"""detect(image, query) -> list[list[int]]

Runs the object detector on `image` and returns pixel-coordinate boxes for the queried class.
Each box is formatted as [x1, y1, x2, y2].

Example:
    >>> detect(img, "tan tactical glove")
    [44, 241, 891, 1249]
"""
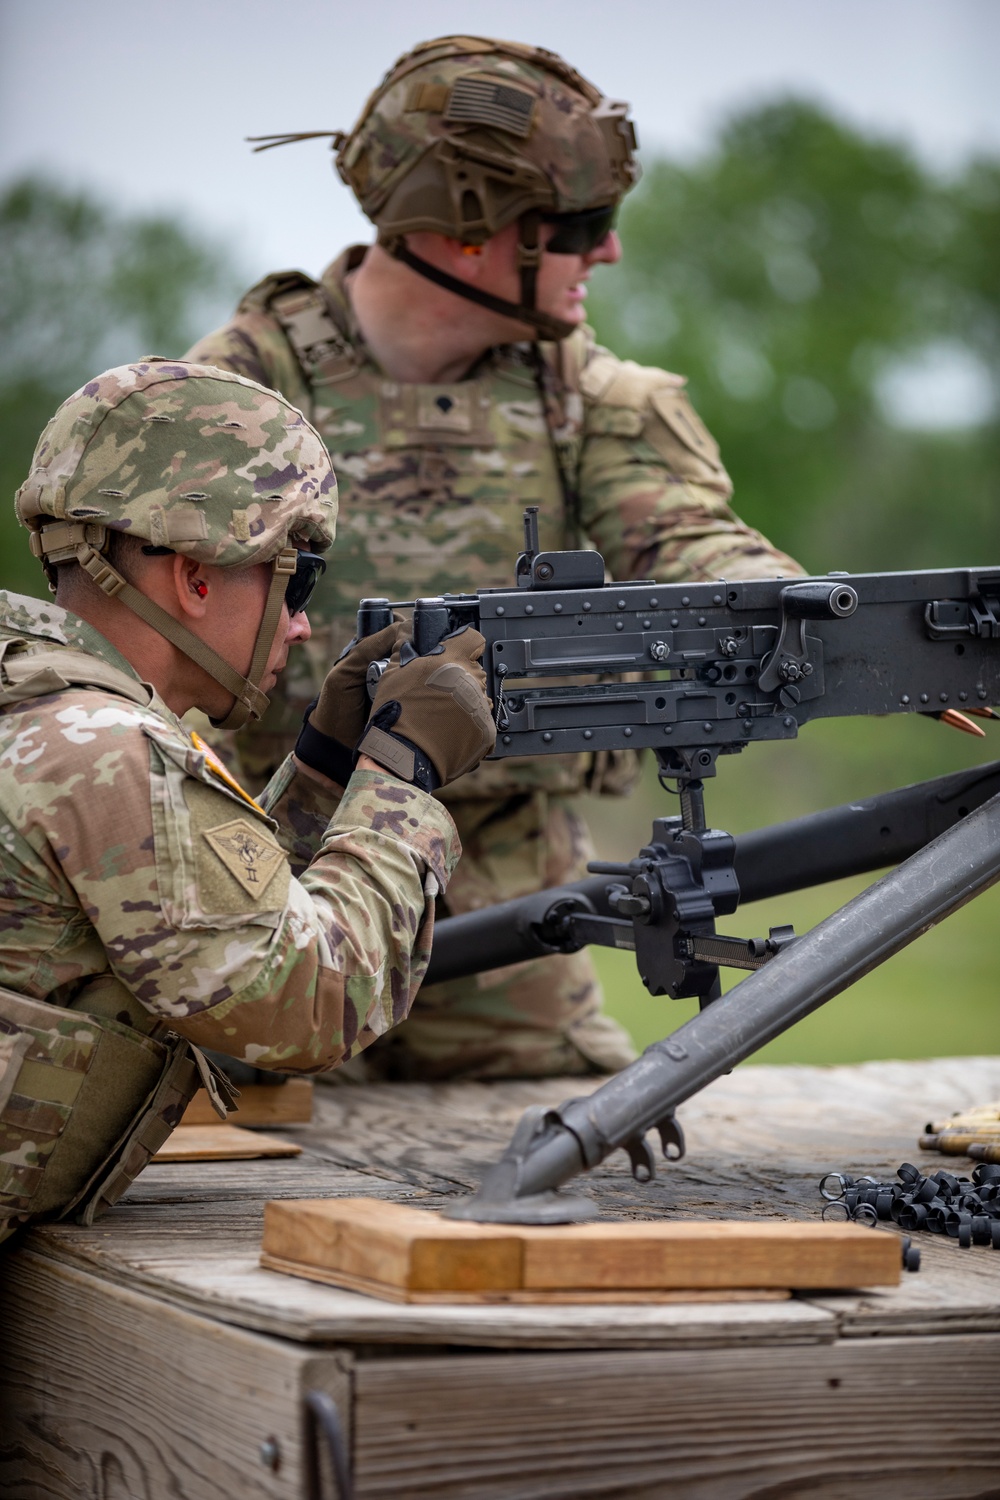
[295, 620, 408, 785]
[356, 627, 497, 790]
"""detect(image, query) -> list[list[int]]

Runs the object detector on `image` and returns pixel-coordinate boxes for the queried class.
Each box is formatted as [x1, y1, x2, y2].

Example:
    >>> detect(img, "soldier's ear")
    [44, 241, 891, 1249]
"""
[173, 555, 210, 618]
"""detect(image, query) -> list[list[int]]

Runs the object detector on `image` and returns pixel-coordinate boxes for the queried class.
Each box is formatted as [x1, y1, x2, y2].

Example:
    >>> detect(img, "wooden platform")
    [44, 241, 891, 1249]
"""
[3, 1056, 1000, 1498]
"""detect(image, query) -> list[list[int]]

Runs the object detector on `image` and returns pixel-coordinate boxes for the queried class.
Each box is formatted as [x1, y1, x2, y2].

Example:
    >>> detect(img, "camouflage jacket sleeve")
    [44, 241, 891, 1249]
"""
[258, 753, 349, 877]
[572, 335, 804, 583]
[1, 692, 459, 1073]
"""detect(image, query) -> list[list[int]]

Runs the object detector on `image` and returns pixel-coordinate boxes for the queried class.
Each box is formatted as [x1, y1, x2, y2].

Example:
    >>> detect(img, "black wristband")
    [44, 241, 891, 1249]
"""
[294, 714, 356, 787]
[356, 721, 441, 792]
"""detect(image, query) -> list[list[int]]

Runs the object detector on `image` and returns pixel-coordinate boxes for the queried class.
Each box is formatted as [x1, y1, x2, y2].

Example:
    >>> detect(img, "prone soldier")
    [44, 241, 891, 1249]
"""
[0, 358, 495, 1242]
[187, 35, 802, 1082]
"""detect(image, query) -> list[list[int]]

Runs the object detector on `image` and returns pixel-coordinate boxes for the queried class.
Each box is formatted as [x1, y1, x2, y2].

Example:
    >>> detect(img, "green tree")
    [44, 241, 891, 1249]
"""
[0, 178, 242, 596]
[588, 99, 999, 573]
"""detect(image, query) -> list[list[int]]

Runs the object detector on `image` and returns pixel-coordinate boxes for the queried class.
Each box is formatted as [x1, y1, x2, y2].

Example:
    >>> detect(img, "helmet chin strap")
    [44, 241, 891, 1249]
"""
[33, 522, 297, 731]
[383, 212, 576, 343]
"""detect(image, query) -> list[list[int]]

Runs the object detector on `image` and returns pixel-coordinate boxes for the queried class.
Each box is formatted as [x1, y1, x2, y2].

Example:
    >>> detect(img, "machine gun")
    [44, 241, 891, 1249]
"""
[358, 509, 1000, 1223]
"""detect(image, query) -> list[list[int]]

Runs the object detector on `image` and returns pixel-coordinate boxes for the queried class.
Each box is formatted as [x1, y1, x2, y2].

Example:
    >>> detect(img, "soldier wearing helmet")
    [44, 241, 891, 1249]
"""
[0, 358, 495, 1242]
[187, 36, 802, 1084]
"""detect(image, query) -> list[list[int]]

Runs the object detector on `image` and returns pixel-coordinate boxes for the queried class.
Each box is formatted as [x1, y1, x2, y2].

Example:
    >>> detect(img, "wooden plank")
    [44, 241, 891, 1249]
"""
[0, 1250, 349, 1500]
[517, 1219, 898, 1291]
[260, 1197, 899, 1301]
[350, 1336, 1000, 1498]
[22, 1230, 833, 1349]
[152, 1123, 302, 1161]
[259, 1253, 790, 1304]
[182, 1078, 313, 1127]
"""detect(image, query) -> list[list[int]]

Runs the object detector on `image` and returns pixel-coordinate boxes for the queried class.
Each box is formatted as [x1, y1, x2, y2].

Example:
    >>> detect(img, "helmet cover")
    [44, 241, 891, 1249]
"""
[336, 35, 640, 243]
[16, 358, 337, 565]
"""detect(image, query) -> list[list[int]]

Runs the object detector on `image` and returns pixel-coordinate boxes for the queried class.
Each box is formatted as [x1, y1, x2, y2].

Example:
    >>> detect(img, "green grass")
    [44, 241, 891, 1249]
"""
[587, 716, 1000, 1065]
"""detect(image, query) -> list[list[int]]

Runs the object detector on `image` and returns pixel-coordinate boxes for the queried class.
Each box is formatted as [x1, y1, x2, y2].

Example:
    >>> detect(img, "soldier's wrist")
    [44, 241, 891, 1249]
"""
[355, 722, 441, 792]
[294, 708, 356, 788]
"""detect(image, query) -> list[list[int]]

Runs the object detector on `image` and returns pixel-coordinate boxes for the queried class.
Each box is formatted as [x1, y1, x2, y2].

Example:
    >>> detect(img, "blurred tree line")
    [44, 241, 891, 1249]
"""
[0, 177, 241, 594]
[588, 98, 999, 573]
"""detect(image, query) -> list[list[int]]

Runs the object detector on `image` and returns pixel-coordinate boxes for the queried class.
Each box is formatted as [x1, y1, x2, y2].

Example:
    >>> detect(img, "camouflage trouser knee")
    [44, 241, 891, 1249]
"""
[341, 792, 638, 1082]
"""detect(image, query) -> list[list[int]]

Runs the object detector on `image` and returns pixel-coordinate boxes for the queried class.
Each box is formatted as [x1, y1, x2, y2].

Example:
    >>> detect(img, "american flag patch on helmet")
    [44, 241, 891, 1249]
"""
[445, 76, 536, 136]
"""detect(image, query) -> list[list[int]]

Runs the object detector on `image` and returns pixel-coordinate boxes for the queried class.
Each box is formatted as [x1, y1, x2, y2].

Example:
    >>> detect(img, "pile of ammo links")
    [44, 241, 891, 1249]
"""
[820, 1161, 1000, 1253]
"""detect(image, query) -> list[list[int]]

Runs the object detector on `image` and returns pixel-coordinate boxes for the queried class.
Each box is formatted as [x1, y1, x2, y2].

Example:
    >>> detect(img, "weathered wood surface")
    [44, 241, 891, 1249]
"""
[0, 1251, 349, 1500]
[4, 1058, 1000, 1499]
[349, 1337, 1000, 1499]
[5, 1252, 999, 1499]
[15, 1055, 1000, 1348]
[182, 1077, 314, 1127]
[154, 1122, 302, 1160]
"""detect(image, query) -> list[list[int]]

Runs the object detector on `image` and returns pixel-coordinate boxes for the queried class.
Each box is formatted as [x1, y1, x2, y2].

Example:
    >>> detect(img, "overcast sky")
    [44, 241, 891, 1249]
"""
[2, 0, 999, 286]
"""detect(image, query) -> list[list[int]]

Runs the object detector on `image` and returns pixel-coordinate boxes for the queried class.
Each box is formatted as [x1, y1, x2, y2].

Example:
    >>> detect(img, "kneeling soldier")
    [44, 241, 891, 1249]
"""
[0, 358, 495, 1243]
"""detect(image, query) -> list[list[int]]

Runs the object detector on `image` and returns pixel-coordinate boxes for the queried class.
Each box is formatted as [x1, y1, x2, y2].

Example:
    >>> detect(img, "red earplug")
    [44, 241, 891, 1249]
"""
[193, 582, 208, 598]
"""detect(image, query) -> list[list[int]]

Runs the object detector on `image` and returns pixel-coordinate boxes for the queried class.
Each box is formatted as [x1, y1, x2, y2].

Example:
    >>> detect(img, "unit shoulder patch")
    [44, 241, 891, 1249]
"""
[203, 818, 285, 899]
[648, 388, 723, 468]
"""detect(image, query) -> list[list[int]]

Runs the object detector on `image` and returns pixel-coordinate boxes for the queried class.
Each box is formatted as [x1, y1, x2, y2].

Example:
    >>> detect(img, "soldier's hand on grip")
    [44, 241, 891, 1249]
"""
[356, 627, 496, 790]
[295, 620, 408, 785]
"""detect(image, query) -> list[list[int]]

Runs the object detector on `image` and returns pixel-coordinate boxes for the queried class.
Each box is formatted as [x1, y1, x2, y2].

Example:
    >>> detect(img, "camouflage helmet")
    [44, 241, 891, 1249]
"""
[16, 358, 336, 565]
[251, 36, 639, 340]
[16, 360, 338, 730]
[333, 36, 639, 242]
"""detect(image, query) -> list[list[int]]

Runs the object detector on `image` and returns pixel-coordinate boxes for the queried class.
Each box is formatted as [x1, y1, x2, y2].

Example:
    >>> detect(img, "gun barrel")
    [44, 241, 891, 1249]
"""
[424, 760, 1000, 986]
[454, 787, 1000, 1220]
[734, 758, 1000, 900]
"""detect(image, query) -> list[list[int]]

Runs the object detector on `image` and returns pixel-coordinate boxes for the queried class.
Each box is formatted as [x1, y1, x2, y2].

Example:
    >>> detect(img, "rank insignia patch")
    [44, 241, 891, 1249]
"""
[203, 819, 285, 898]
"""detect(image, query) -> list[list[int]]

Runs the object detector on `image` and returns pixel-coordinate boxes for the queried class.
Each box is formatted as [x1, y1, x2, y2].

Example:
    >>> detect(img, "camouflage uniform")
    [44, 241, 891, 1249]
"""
[186, 38, 802, 1082]
[0, 362, 461, 1241]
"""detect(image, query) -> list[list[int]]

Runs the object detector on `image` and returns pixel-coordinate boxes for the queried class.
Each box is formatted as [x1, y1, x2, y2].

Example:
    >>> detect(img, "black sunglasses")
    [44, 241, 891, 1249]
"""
[285, 550, 327, 615]
[541, 205, 617, 256]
